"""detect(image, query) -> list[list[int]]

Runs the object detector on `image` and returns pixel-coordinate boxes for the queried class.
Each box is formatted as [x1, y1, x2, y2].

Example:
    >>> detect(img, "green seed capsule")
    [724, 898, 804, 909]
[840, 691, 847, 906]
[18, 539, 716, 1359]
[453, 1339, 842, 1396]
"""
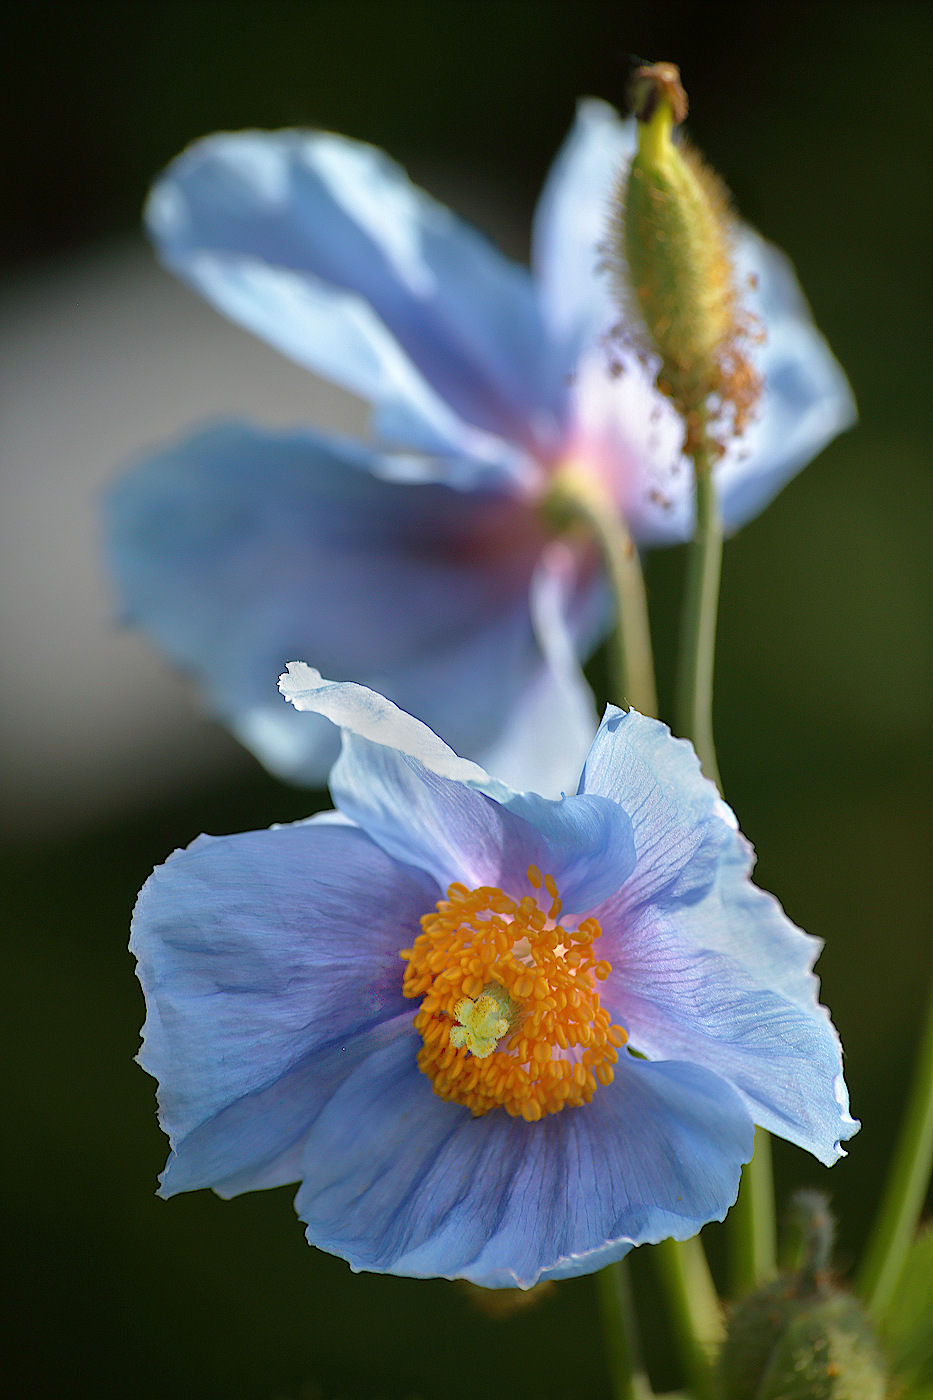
[613, 63, 760, 450]
[756, 1292, 887, 1400]
[720, 1274, 810, 1400]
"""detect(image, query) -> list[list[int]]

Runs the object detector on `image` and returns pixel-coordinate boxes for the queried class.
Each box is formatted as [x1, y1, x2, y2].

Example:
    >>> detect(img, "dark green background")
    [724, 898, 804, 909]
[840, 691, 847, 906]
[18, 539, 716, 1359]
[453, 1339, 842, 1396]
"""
[2, 3, 930, 1397]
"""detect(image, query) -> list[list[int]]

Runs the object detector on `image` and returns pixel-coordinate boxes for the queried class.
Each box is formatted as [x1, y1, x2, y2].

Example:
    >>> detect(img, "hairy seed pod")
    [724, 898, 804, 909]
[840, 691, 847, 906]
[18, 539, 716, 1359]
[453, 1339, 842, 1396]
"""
[614, 63, 761, 450]
[756, 1292, 887, 1400]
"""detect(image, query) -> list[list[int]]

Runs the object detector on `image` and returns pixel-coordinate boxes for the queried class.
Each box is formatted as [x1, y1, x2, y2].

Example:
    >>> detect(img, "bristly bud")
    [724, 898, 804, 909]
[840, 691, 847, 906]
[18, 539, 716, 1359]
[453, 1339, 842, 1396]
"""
[611, 61, 761, 457]
[782, 1189, 837, 1286]
[720, 1193, 888, 1400]
[756, 1293, 887, 1400]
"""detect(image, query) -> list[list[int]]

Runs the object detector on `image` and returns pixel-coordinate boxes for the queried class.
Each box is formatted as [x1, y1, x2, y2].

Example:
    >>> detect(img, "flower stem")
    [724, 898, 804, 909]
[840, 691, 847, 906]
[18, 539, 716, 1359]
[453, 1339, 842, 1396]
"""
[857, 971, 933, 1319]
[595, 1260, 655, 1400]
[675, 431, 777, 1301]
[674, 440, 722, 789]
[652, 1236, 725, 1400]
[549, 468, 725, 1391]
[545, 468, 658, 717]
[728, 1127, 777, 1297]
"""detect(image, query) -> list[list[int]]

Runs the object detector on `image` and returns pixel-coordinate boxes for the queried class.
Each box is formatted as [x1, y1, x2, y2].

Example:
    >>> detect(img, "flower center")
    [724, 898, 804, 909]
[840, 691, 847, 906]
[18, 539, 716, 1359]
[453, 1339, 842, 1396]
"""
[400, 865, 627, 1121]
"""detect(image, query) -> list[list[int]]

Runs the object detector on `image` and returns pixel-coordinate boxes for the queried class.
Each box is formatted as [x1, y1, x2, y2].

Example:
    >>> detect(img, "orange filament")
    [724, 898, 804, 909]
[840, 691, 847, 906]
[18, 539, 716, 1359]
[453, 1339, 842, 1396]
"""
[400, 865, 628, 1120]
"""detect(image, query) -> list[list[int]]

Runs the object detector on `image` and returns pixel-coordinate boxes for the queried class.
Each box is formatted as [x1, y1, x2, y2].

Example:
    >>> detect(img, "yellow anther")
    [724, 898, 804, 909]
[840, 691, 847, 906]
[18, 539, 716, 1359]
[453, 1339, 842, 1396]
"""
[402, 868, 626, 1120]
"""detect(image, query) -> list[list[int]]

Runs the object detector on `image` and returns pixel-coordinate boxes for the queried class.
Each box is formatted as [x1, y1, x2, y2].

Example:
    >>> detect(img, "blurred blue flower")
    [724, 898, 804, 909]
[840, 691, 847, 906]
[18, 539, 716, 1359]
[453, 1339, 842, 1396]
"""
[106, 102, 855, 794]
[131, 667, 858, 1288]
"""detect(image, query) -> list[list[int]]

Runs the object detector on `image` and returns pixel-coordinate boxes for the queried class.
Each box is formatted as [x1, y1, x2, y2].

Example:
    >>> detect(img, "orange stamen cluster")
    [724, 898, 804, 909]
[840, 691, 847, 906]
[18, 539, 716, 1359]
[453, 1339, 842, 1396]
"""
[400, 865, 628, 1121]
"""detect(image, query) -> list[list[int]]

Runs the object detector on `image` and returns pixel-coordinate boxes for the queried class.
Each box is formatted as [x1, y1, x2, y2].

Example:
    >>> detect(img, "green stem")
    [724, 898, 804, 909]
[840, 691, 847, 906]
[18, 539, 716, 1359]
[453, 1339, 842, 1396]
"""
[728, 1128, 777, 1298]
[674, 445, 722, 789]
[595, 1260, 655, 1400]
[545, 469, 658, 717]
[548, 466, 726, 1392]
[652, 1236, 725, 1400]
[676, 437, 777, 1299]
[857, 972, 933, 1318]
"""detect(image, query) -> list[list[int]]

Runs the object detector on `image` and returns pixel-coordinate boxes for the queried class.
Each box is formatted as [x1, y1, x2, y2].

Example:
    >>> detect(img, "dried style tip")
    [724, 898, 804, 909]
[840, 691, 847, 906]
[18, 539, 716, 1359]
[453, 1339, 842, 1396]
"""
[611, 62, 761, 456]
[629, 61, 689, 126]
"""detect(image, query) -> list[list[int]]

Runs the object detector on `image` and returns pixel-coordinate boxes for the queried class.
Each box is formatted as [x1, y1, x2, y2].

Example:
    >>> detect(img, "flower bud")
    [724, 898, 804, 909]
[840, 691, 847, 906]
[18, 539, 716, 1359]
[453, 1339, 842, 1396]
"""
[720, 1274, 813, 1400]
[720, 1194, 887, 1400]
[613, 62, 760, 451]
[756, 1292, 887, 1400]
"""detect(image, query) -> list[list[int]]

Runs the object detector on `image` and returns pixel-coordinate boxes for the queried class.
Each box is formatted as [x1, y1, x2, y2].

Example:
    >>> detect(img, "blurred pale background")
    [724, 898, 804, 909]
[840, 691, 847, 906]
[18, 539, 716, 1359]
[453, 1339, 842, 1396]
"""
[1, 4, 929, 1398]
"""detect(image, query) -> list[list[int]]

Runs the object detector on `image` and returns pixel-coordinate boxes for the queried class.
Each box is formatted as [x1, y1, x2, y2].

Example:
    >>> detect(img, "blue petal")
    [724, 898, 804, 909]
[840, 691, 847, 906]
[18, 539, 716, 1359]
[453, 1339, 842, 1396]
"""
[599, 903, 858, 1165]
[580, 709, 858, 1163]
[130, 818, 439, 1195]
[147, 130, 561, 480]
[579, 707, 728, 908]
[104, 422, 584, 788]
[715, 230, 857, 534]
[281, 669, 634, 912]
[532, 99, 635, 356]
[294, 1033, 753, 1287]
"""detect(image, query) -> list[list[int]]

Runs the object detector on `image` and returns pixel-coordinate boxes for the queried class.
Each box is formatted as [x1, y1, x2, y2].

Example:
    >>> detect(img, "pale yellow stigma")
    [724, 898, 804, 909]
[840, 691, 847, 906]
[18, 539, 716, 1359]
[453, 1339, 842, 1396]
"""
[449, 986, 516, 1058]
[400, 865, 628, 1121]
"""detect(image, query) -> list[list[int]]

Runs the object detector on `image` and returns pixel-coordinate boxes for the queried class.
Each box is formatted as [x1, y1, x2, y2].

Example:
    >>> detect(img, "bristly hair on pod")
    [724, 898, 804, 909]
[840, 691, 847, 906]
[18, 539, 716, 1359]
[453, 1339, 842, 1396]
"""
[606, 62, 763, 458]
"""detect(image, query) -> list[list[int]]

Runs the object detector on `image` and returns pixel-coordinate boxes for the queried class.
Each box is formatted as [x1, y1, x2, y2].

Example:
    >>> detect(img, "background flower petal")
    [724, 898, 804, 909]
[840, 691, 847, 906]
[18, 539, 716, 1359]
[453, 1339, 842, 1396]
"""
[147, 129, 561, 478]
[131, 819, 439, 1194]
[714, 229, 858, 534]
[105, 422, 568, 786]
[476, 539, 603, 795]
[532, 98, 635, 354]
[294, 1034, 753, 1288]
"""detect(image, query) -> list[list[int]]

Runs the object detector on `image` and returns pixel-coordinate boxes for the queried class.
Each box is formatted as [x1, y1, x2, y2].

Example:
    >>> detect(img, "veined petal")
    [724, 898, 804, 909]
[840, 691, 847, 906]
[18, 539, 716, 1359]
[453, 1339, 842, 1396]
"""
[105, 423, 559, 786]
[279, 663, 489, 788]
[294, 1033, 753, 1288]
[131, 819, 439, 1194]
[581, 708, 858, 1163]
[281, 669, 634, 912]
[581, 707, 833, 1001]
[147, 129, 561, 475]
[579, 707, 729, 909]
[600, 908, 858, 1165]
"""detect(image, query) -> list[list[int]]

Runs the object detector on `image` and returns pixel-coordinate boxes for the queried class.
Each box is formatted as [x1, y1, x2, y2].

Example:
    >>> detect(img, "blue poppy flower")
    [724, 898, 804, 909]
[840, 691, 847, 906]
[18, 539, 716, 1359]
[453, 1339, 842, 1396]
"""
[131, 666, 858, 1288]
[105, 101, 855, 794]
